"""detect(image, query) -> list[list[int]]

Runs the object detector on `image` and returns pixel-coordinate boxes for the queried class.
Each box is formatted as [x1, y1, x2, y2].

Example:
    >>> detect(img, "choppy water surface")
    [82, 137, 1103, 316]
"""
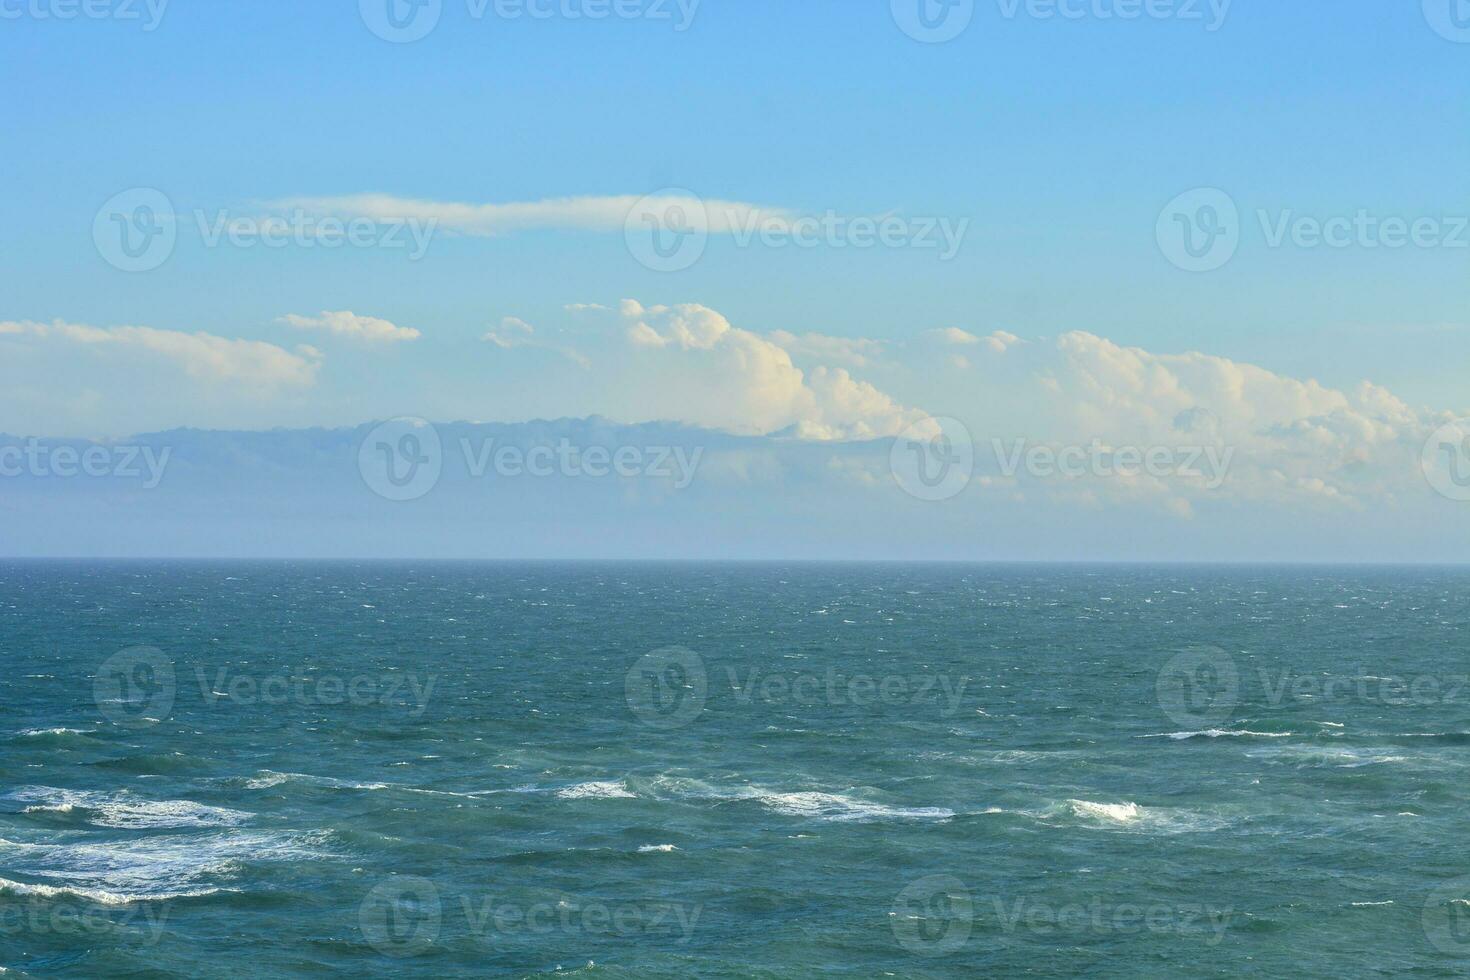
[2, 561, 1469, 977]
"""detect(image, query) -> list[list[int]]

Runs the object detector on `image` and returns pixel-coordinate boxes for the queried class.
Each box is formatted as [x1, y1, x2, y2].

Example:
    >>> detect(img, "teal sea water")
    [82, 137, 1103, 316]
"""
[3, 561, 1469, 977]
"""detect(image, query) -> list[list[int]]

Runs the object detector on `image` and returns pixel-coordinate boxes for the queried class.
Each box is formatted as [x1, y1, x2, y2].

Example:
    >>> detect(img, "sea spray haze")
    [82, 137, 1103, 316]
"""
[3, 560, 1470, 976]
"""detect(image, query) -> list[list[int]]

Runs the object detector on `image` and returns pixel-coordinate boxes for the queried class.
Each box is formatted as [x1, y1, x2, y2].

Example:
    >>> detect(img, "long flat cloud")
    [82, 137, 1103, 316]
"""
[267, 193, 799, 236]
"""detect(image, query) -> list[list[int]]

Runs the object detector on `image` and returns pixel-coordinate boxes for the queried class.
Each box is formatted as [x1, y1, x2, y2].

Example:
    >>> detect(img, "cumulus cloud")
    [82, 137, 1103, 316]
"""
[926, 327, 1022, 353]
[2, 319, 321, 388]
[613, 301, 927, 440]
[278, 310, 420, 343]
[484, 316, 589, 368]
[1030, 331, 1440, 510]
[769, 330, 884, 368]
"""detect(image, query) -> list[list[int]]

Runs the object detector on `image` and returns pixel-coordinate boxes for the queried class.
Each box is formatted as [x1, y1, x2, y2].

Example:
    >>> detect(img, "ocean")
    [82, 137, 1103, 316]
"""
[2, 560, 1468, 977]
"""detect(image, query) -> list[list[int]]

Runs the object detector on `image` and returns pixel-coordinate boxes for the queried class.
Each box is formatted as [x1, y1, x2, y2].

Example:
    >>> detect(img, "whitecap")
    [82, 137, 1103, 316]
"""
[1137, 730, 1293, 740]
[755, 791, 953, 823]
[0, 829, 332, 904]
[242, 771, 390, 791]
[556, 781, 636, 800]
[8, 787, 251, 830]
[637, 844, 678, 853]
[1066, 799, 1141, 823]
[0, 876, 227, 906]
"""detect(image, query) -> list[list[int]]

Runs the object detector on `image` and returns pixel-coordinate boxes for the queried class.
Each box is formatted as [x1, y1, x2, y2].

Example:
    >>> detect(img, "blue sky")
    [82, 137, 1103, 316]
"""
[1, 1, 1468, 558]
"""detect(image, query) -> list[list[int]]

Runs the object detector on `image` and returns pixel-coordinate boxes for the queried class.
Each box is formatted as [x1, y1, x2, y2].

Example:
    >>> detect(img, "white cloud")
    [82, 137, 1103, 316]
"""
[278, 310, 420, 343]
[484, 316, 589, 368]
[272, 193, 798, 238]
[769, 330, 884, 368]
[926, 327, 1021, 353]
[3, 319, 321, 388]
[484, 316, 536, 349]
[613, 301, 927, 441]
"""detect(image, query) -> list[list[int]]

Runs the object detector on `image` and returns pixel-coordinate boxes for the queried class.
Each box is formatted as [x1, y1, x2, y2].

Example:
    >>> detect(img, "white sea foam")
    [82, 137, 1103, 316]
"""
[637, 844, 678, 853]
[639, 776, 952, 822]
[243, 771, 390, 791]
[0, 876, 227, 906]
[1350, 900, 1394, 907]
[755, 791, 954, 823]
[0, 829, 332, 904]
[556, 781, 636, 800]
[1137, 730, 1294, 740]
[1049, 799, 1228, 834]
[1066, 799, 1142, 823]
[8, 787, 251, 830]
[12, 728, 92, 738]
